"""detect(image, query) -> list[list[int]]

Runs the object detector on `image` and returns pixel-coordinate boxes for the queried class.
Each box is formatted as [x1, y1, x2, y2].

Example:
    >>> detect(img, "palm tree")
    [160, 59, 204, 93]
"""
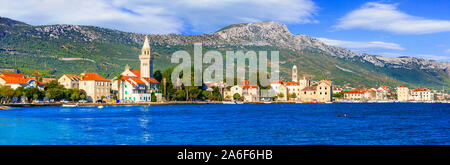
[113, 74, 124, 101]
[32, 71, 41, 88]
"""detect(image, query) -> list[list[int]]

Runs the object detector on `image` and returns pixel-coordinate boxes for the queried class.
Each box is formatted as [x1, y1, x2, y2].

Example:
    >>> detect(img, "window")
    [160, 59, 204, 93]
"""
[125, 91, 127, 94]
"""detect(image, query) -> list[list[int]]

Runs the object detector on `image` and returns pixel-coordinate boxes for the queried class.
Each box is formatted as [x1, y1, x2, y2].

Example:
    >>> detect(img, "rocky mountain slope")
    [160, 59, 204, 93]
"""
[0, 17, 449, 89]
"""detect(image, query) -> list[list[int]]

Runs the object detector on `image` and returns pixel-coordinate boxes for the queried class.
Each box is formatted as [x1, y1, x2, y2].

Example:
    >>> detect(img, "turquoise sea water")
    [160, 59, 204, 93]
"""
[0, 103, 448, 145]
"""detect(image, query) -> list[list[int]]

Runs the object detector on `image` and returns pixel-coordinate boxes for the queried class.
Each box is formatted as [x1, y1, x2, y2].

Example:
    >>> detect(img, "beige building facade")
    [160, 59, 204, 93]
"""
[58, 74, 81, 89]
[78, 73, 111, 102]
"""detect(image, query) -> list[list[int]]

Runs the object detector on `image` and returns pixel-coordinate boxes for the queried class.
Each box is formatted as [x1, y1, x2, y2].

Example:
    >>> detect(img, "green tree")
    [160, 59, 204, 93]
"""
[151, 92, 157, 102]
[24, 87, 44, 103]
[212, 87, 223, 101]
[202, 90, 212, 100]
[332, 92, 344, 98]
[80, 93, 86, 100]
[44, 80, 64, 91]
[289, 93, 297, 99]
[46, 88, 65, 101]
[0, 86, 15, 103]
[233, 93, 241, 101]
[153, 70, 163, 82]
[175, 89, 186, 101]
[277, 92, 285, 101]
[113, 74, 123, 101]
[14, 86, 25, 102]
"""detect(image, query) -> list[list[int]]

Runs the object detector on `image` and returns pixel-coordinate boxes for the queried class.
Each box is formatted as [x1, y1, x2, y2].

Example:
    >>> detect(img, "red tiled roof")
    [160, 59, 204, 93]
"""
[0, 76, 28, 84]
[131, 77, 145, 84]
[81, 73, 109, 81]
[301, 86, 317, 91]
[270, 80, 283, 84]
[412, 88, 428, 92]
[283, 81, 300, 86]
[1, 73, 25, 78]
[143, 77, 159, 84]
[399, 84, 407, 87]
[130, 70, 141, 77]
[342, 88, 367, 94]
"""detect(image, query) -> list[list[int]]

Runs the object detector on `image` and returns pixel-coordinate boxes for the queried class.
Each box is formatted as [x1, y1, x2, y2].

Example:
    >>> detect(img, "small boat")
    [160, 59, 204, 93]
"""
[325, 102, 332, 104]
[235, 101, 244, 104]
[97, 105, 104, 109]
[295, 102, 303, 104]
[62, 104, 78, 107]
[264, 101, 272, 104]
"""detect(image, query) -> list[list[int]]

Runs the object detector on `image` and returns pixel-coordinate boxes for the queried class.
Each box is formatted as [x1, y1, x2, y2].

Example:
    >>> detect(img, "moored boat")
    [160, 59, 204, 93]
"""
[62, 104, 78, 107]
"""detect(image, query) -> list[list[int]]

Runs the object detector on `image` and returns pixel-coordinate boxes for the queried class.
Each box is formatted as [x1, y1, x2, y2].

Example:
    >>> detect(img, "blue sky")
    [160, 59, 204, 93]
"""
[0, 0, 449, 61]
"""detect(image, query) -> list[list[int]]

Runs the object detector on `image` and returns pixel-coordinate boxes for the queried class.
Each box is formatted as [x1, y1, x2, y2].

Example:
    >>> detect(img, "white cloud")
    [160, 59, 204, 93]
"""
[445, 49, 450, 54]
[0, 0, 318, 34]
[335, 2, 450, 34]
[317, 38, 404, 50]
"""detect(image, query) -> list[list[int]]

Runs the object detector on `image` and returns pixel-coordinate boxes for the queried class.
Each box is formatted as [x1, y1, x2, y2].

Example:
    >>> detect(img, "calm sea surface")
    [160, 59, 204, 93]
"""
[0, 103, 448, 145]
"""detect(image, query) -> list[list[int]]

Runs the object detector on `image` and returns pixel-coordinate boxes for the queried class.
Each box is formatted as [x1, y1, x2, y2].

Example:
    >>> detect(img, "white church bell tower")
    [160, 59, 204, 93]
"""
[139, 35, 151, 78]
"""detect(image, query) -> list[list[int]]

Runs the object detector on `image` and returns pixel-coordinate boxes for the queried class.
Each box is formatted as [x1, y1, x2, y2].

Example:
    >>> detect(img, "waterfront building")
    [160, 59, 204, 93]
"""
[78, 73, 111, 102]
[332, 86, 342, 94]
[298, 79, 332, 102]
[58, 74, 81, 89]
[396, 85, 410, 101]
[376, 85, 389, 100]
[111, 35, 161, 102]
[0, 73, 44, 90]
[229, 80, 259, 102]
[270, 81, 288, 101]
[342, 88, 367, 100]
[41, 78, 56, 84]
[284, 81, 301, 101]
[411, 88, 433, 101]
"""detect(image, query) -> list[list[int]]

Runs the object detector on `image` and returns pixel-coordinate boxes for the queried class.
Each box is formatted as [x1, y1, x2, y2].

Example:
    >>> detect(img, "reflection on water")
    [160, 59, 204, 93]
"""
[0, 103, 448, 145]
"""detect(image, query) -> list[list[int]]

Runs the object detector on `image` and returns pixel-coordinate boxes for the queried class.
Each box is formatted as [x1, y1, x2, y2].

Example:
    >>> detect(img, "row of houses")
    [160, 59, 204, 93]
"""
[0, 72, 45, 90]
[218, 65, 333, 103]
[58, 36, 161, 102]
[341, 86, 391, 101]
[397, 85, 434, 102]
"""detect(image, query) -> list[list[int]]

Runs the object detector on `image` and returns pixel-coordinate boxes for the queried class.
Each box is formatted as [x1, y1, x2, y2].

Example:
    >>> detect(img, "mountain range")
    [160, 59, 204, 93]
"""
[0, 16, 449, 90]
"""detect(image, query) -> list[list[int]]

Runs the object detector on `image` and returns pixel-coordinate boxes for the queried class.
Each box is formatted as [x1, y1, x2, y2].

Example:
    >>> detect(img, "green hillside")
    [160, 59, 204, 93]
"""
[0, 17, 448, 90]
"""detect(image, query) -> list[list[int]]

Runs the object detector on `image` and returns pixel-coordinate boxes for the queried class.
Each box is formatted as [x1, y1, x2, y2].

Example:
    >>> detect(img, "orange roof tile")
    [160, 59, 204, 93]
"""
[142, 77, 159, 84]
[130, 70, 141, 77]
[131, 77, 145, 84]
[283, 81, 300, 86]
[0, 73, 25, 78]
[412, 88, 428, 92]
[80, 73, 109, 81]
[0, 76, 28, 84]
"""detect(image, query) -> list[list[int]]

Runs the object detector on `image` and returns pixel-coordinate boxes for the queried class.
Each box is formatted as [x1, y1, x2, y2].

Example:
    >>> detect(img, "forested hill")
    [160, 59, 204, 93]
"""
[0, 17, 449, 90]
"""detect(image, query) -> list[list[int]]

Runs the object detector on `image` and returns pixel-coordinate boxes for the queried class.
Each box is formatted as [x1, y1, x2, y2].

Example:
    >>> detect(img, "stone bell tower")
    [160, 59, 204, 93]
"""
[292, 65, 298, 82]
[139, 35, 151, 78]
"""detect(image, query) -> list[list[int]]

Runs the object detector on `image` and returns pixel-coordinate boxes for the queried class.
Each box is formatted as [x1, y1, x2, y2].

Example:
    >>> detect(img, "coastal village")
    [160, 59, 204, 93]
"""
[0, 36, 449, 106]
